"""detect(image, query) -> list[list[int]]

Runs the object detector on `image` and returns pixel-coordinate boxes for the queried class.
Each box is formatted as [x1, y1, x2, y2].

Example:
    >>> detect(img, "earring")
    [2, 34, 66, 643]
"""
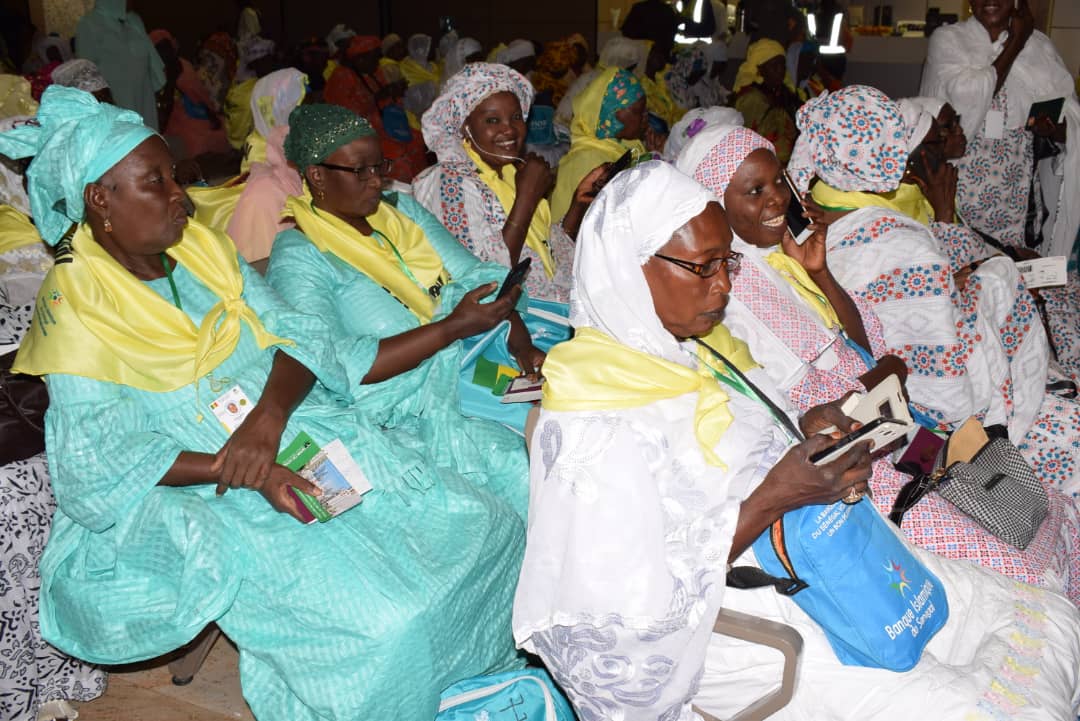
[103, 218, 113, 232]
[316, 188, 325, 200]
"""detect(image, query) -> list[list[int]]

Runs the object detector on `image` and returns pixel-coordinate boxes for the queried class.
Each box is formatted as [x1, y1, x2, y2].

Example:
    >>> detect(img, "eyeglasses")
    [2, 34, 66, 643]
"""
[653, 251, 742, 278]
[319, 159, 393, 178]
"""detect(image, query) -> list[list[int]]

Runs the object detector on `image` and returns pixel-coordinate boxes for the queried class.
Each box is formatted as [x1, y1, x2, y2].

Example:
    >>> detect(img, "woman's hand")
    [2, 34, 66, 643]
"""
[910, 150, 957, 222]
[763, 434, 873, 510]
[1029, 115, 1067, 144]
[259, 464, 322, 523]
[644, 127, 666, 154]
[781, 194, 829, 275]
[507, 312, 546, 378]
[1009, 0, 1035, 48]
[443, 282, 520, 340]
[798, 393, 859, 437]
[514, 154, 553, 207]
[574, 164, 611, 205]
[212, 403, 289, 494]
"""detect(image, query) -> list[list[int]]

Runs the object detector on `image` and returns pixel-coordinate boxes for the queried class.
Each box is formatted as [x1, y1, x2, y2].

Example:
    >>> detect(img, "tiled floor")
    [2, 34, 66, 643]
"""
[75, 635, 255, 721]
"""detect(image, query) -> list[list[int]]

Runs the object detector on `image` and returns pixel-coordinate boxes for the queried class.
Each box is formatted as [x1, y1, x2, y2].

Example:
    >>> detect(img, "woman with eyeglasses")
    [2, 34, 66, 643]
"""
[1, 88, 526, 721]
[676, 121, 1080, 604]
[268, 103, 545, 517]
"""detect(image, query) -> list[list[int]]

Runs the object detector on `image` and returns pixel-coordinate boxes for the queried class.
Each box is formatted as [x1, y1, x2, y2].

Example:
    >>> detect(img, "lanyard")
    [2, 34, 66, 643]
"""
[161, 253, 183, 311]
[694, 338, 804, 442]
[370, 227, 424, 290]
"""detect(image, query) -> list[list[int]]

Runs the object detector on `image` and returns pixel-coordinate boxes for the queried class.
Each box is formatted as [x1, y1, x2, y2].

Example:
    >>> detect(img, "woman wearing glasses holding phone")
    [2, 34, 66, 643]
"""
[267, 103, 544, 517]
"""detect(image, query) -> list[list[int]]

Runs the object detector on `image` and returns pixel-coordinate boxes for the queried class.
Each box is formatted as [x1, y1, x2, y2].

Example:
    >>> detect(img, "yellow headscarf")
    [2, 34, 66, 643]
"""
[14, 220, 289, 391]
[0, 206, 42, 255]
[639, 68, 685, 129]
[464, 143, 556, 278]
[543, 326, 758, 468]
[551, 67, 647, 221]
[733, 39, 795, 93]
[0, 75, 38, 118]
[284, 193, 448, 323]
[810, 179, 933, 227]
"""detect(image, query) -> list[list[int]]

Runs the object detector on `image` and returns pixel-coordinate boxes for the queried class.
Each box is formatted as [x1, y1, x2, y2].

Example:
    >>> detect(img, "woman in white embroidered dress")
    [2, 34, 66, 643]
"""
[512, 160, 1080, 721]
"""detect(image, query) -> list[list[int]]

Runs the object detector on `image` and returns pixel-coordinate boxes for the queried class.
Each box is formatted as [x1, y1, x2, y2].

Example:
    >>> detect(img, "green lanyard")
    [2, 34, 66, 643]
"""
[161, 253, 183, 311]
[370, 227, 424, 290]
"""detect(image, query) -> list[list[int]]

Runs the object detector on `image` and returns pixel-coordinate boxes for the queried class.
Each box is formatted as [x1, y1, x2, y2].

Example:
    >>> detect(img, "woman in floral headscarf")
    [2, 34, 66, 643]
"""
[676, 121, 1080, 603]
[550, 67, 660, 222]
[734, 39, 801, 163]
[789, 85, 1080, 497]
[415, 63, 607, 303]
[531, 40, 575, 106]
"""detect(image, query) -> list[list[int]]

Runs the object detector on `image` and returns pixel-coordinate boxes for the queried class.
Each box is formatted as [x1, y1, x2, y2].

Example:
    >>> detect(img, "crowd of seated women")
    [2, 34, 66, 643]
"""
[3, 1, 1080, 719]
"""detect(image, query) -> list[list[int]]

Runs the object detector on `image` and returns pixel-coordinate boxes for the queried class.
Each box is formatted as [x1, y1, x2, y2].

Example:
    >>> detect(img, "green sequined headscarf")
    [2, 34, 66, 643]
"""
[283, 104, 377, 170]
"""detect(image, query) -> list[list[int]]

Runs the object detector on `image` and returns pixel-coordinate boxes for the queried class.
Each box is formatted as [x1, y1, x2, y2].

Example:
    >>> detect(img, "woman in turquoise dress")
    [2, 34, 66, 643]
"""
[0, 86, 525, 721]
[267, 105, 542, 516]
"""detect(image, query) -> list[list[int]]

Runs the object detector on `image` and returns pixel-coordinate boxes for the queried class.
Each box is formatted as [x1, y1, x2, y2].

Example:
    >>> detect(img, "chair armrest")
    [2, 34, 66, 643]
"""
[693, 608, 803, 721]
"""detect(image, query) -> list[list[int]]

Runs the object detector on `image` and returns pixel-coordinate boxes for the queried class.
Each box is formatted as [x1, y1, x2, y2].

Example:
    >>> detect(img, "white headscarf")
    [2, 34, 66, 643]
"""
[908, 96, 946, 119]
[250, 68, 307, 139]
[0, 116, 32, 214]
[326, 24, 356, 52]
[407, 33, 432, 66]
[571, 159, 714, 367]
[497, 39, 535, 65]
[598, 35, 650, 72]
[442, 37, 482, 83]
[663, 106, 744, 161]
[897, 98, 934, 153]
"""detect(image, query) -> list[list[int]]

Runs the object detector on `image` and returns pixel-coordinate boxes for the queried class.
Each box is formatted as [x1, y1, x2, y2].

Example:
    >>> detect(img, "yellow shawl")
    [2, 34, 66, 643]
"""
[187, 182, 247, 233]
[811, 180, 933, 227]
[464, 144, 556, 279]
[284, 193, 448, 323]
[639, 69, 685, 129]
[13, 220, 288, 391]
[0, 206, 42, 255]
[543, 325, 757, 467]
[551, 66, 647, 222]
[400, 57, 439, 86]
[764, 250, 842, 329]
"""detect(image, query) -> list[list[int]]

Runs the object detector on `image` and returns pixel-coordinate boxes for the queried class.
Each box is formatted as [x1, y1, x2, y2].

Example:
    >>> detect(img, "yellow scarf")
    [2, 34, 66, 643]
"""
[543, 325, 758, 467]
[187, 182, 247, 233]
[763, 250, 842, 329]
[284, 193, 448, 323]
[464, 144, 556, 279]
[639, 69, 685, 129]
[400, 57, 439, 86]
[811, 180, 933, 227]
[13, 220, 288, 391]
[0, 206, 41, 255]
[240, 129, 268, 174]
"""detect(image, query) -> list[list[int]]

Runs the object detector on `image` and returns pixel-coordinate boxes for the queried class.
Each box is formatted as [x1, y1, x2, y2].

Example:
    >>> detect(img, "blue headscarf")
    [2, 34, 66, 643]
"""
[0, 85, 156, 244]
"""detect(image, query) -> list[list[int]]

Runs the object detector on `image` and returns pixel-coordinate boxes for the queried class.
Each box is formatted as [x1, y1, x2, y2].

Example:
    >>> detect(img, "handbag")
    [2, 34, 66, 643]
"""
[891, 419, 1049, 550]
[436, 668, 575, 721]
[695, 340, 949, 672]
[0, 349, 48, 464]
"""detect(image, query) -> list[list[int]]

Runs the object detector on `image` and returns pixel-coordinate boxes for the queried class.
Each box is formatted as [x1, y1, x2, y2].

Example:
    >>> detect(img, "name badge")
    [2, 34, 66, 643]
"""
[983, 110, 1005, 140]
[209, 384, 254, 433]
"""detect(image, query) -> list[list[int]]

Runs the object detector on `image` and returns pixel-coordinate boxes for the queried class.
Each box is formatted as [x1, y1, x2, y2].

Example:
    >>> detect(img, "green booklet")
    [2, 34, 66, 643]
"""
[277, 432, 372, 523]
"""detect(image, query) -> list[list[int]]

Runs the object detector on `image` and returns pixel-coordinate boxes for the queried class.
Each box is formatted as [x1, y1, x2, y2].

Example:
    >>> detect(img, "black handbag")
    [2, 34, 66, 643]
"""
[0, 349, 48, 464]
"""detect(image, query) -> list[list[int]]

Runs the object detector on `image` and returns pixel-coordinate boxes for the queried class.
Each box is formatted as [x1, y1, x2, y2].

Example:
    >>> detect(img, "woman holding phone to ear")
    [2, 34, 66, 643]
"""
[414, 63, 607, 303]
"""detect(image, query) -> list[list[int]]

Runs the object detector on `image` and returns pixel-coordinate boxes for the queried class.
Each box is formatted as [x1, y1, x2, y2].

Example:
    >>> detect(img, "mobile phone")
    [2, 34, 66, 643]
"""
[809, 417, 908, 466]
[595, 149, 634, 191]
[782, 170, 810, 238]
[496, 257, 532, 300]
[906, 144, 941, 185]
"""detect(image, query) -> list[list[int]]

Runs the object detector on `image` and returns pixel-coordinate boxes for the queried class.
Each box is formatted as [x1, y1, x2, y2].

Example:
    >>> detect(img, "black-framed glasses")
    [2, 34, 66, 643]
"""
[653, 251, 742, 278]
[319, 159, 393, 178]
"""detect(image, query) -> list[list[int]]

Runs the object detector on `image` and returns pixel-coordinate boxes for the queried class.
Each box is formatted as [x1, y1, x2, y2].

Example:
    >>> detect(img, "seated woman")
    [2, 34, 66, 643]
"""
[550, 67, 660, 222]
[0, 206, 107, 721]
[239, 67, 307, 173]
[0, 86, 525, 721]
[150, 30, 232, 161]
[733, 39, 801, 164]
[414, 63, 605, 303]
[267, 103, 538, 514]
[513, 160, 1080, 720]
[788, 85, 1080, 496]
[676, 123, 1080, 602]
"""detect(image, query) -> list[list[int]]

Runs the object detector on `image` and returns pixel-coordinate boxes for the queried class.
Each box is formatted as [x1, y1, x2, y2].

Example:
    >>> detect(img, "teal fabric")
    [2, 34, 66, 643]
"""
[38, 256, 525, 720]
[267, 191, 531, 518]
[75, 0, 165, 130]
[0, 86, 155, 245]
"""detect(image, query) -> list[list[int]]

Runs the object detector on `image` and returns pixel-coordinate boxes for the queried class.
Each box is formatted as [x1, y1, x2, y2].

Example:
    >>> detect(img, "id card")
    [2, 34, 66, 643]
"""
[208, 384, 254, 433]
[983, 110, 1005, 140]
[1015, 256, 1067, 289]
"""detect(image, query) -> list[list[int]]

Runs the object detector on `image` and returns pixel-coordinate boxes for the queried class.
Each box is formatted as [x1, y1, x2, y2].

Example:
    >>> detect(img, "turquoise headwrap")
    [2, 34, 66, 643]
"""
[596, 69, 644, 140]
[0, 85, 156, 245]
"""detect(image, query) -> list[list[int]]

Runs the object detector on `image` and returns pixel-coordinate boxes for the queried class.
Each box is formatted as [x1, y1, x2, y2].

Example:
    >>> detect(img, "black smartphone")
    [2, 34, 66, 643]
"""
[596, 149, 634, 190]
[496, 257, 532, 300]
[782, 170, 810, 237]
[809, 417, 907, 465]
[907, 144, 941, 185]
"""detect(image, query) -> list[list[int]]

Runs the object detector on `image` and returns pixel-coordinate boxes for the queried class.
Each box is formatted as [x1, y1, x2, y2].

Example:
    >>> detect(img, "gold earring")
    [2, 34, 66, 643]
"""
[317, 188, 325, 200]
[103, 218, 113, 232]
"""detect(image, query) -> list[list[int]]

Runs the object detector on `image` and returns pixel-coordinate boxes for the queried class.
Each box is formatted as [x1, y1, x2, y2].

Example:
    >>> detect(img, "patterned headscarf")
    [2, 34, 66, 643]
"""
[733, 39, 786, 93]
[346, 35, 381, 59]
[0, 86, 155, 245]
[663, 107, 745, 162]
[284, 103, 377, 171]
[787, 85, 909, 194]
[536, 40, 574, 75]
[422, 62, 533, 163]
[51, 59, 109, 93]
[596, 69, 644, 139]
[674, 124, 775, 197]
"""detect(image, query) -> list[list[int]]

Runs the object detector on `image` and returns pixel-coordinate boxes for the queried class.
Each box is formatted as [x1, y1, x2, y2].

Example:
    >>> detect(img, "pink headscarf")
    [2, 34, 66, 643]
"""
[673, 124, 775, 197]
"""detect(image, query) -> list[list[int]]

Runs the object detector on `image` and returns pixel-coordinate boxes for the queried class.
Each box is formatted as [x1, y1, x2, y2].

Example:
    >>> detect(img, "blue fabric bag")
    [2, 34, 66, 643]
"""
[734, 499, 950, 671]
[526, 105, 557, 146]
[436, 669, 575, 721]
[458, 299, 571, 434]
[380, 103, 414, 143]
